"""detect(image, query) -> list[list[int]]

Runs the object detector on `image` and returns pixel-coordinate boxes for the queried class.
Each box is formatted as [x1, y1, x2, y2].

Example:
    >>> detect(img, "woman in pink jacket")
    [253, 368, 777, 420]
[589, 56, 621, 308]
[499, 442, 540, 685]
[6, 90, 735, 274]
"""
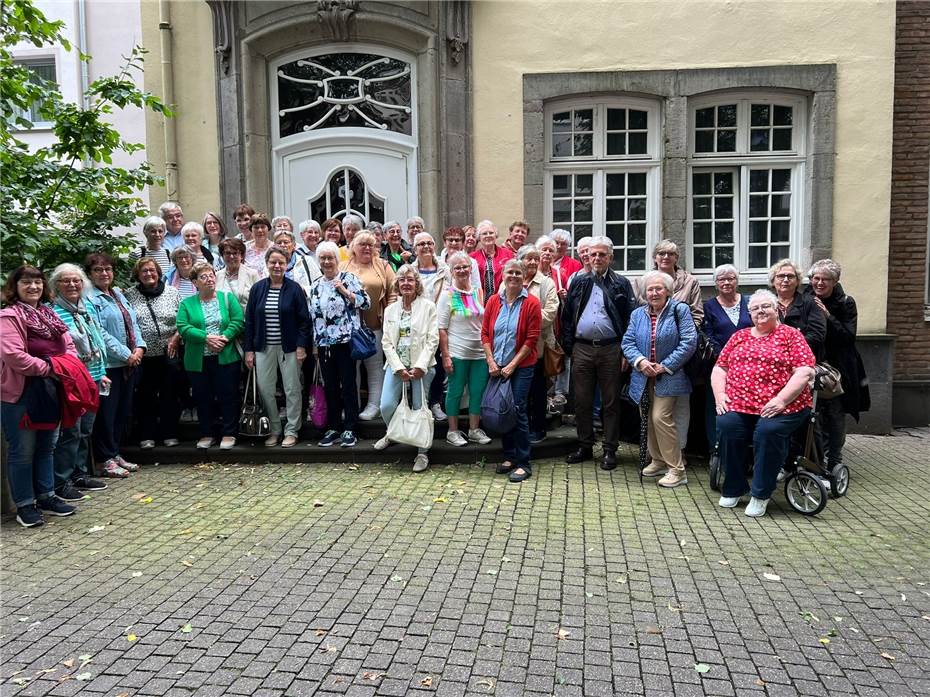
[0, 266, 79, 527]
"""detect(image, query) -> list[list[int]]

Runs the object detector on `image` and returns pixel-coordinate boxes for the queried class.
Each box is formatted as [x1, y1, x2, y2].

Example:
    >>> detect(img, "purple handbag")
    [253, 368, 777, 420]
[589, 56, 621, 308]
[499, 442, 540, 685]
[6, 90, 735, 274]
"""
[308, 362, 328, 429]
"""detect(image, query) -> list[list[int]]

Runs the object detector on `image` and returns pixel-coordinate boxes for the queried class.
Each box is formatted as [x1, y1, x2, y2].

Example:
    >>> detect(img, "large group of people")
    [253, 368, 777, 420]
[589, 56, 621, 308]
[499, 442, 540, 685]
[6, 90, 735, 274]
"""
[1, 200, 869, 528]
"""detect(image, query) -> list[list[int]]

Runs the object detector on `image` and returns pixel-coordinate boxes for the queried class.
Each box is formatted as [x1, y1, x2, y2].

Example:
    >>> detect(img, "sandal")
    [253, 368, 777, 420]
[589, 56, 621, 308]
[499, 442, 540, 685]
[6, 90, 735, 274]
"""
[496, 461, 516, 474]
[116, 456, 139, 472]
[102, 459, 129, 479]
[509, 467, 532, 483]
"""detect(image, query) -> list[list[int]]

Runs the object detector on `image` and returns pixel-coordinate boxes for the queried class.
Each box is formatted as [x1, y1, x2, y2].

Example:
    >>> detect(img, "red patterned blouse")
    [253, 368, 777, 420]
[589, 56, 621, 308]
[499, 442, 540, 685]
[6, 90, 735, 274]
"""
[716, 323, 815, 415]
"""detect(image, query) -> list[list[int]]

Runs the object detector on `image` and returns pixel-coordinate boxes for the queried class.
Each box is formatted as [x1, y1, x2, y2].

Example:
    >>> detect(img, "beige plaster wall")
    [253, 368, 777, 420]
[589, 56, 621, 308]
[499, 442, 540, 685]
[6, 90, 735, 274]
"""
[471, 0, 896, 332]
[140, 0, 220, 219]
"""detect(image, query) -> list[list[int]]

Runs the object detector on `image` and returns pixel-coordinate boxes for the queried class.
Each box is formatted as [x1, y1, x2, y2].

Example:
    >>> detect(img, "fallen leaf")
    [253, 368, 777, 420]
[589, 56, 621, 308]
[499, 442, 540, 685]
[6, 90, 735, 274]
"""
[313, 500, 324, 507]
[880, 652, 896, 662]
[476, 677, 495, 690]
[420, 676, 433, 687]
[62, 659, 74, 668]
[645, 625, 663, 634]
[17, 617, 29, 622]
[827, 628, 837, 637]
[180, 623, 193, 634]
[801, 611, 820, 624]
[320, 644, 338, 653]
[694, 663, 711, 674]
[176, 528, 194, 536]
[88, 525, 105, 533]
[921, 615, 930, 622]
[667, 603, 682, 612]
[390, 575, 404, 582]
[75, 672, 92, 681]
[585, 592, 593, 598]
[313, 628, 328, 636]
[362, 672, 382, 680]
[131, 571, 143, 578]
[130, 493, 146, 500]
[854, 590, 863, 595]
[718, 560, 730, 566]
[679, 539, 687, 547]
[117, 693, 130, 697]
[615, 575, 627, 584]
[35, 668, 57, 675]
[139, 496, 153, 504]
[433, 497, 447, 503]
[486, 569, 497, 576]
[12, 678, 30, 686]
[819, 638, 830, 645]
[755, 679, 766, 686]
[556, 628, 570, 640]
[78, 654, 92, 662]
[900, 593, 906, 601]
[763, 572, 781, 582]
[181, 560, 194, 567]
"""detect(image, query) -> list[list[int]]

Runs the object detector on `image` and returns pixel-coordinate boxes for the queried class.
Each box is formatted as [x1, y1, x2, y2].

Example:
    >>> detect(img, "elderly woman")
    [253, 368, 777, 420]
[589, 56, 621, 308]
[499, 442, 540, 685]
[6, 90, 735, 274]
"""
[373, 266, 440, 471]
[701, 264, 752, 448]
[568, 236, 594, 284]
[622, 271, 697, 488]
[1, 266, 80, 526]
[804, 259, 870, 470]
[537, 235, 571, 410]
[244, 213, 274, 278]
[181, 221, 215, 266]
[244, 246, 312, 448]
[381, 219, 413, 272]
[132, 215, 172, 276]
[366, 221, 384, 245]
[341, 231, 397, 421]
[202, 212, 227, 268]
[297, 219, 322, 260]
[272, 215, 294, 236]
[177, 262, 245, 450]
[504, 245, 559, 444]
[216, 238, 260, 312]
[165, 245, 198, 300]
[85, 253, 145, 478]
[412, 231, 451, 420]
[463, 225, 478, 254]
[50, 264, 109, 499]
[124, 257, 182, 449]
[712, 289, 816, 517]
[233, 203, 256, 242]
[550, 228, 582, 280]
[276, 227, 321, 295]
[471, 219, 515, 300]
[439, 251, 490, 446]
[406, 216, 425, 244]
[482, 259, 542, 483]
[769, 259, 826, 359]
[440, 226, 481, 289]
[339, 214, 364, 262]
[309, 241, 371, 448]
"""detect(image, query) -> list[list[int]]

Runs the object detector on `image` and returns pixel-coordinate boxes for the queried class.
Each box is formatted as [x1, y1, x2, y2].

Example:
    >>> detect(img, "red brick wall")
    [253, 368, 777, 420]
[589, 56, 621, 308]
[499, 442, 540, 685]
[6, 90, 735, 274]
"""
[888, 1, 930, 379]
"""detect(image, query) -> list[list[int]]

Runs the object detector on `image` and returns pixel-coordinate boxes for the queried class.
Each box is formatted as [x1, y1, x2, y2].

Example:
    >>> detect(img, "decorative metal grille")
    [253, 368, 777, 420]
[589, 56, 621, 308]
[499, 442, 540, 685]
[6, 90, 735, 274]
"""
[310, 167, 385, 224]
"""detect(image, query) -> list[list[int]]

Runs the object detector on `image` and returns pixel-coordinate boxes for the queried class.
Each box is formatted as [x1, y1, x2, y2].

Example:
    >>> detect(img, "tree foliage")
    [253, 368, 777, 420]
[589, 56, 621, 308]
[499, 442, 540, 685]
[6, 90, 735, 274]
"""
[0, 0, 172, 276]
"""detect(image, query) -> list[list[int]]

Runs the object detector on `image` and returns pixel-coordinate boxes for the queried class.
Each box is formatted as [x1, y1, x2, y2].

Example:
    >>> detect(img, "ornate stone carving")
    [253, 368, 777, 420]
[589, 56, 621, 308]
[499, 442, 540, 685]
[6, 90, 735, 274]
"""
[446, 0, 469, 64]
[206, 0, 234, 76]
[317, 0, 358, 42]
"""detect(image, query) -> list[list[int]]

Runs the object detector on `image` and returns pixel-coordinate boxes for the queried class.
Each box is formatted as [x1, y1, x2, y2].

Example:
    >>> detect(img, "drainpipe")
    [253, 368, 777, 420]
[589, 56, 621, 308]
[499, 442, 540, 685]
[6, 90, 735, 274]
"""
[76, 0, 91, 168]
[159, 0, 179, 201]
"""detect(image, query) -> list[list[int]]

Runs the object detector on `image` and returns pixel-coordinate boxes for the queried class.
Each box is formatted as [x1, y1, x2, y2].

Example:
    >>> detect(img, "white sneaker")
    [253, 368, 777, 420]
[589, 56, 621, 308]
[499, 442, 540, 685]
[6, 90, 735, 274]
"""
[446, 430, 468, 447]
[430, 404, 447, 422]
[468, 428, 491, 445]
[359, 404, 380, 421]
[163, 438, 180, 447]
[412, 454, 429, 472]
[776, 468, 788, 482]
[373, 436, 391, 451]
[718, 496, 742, 508]
[745, 497, 770, 517]
[140, 440, 155, 449]
[196, 437, 214, 449]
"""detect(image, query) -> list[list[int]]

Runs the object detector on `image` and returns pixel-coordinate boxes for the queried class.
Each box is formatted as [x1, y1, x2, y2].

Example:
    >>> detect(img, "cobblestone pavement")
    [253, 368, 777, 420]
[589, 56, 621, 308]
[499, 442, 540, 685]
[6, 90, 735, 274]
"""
[2, 430, 929, 697]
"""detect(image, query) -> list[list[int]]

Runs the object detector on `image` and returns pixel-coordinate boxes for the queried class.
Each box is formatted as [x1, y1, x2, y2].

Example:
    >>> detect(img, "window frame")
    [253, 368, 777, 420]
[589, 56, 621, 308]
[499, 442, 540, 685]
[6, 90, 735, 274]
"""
[544, 97, 663, 275]
[687, 92, 808, 284]
[12, 57, 57, 130]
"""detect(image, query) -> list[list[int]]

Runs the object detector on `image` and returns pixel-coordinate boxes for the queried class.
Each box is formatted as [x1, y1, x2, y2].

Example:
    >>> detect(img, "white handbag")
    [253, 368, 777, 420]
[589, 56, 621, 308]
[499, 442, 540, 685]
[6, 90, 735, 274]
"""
[385, 380, 434, 449]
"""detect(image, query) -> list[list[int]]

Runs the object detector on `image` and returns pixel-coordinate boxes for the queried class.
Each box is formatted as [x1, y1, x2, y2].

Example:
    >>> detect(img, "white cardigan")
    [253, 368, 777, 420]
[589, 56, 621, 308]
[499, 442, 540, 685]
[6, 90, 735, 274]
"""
[381, 296, 439, 374]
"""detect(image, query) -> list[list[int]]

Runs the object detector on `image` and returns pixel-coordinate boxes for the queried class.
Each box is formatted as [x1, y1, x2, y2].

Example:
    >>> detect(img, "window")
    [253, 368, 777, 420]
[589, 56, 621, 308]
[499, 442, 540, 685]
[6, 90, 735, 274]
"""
[309, 167, 385, 223]
[545, 98, 661, 272]
[689, 94, 806, 274]
[13, 59, 56, 128]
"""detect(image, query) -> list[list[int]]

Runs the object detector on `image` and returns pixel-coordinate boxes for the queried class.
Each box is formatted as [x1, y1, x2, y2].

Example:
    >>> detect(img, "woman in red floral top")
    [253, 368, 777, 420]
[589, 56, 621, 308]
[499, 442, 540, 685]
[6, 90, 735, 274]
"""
[710, 289, 815, 517]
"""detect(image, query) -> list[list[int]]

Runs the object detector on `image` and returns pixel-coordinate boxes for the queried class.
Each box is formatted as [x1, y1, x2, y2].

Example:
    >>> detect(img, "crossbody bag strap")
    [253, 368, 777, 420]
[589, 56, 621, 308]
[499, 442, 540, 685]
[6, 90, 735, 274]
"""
[145, 297, 163, 340]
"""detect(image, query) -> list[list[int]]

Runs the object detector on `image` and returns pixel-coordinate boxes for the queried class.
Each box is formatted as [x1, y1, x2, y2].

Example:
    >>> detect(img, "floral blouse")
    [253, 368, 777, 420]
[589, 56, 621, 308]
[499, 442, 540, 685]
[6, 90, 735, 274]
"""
[716, 323, 815, 415]
[308, 272, 371, 347]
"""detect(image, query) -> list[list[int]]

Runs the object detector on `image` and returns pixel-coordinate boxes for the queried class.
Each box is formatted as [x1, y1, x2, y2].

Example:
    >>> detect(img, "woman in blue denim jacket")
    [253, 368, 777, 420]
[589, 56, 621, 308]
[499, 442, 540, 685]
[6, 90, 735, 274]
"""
[84, 252, 147, 478]
[622, 270, 697, 488]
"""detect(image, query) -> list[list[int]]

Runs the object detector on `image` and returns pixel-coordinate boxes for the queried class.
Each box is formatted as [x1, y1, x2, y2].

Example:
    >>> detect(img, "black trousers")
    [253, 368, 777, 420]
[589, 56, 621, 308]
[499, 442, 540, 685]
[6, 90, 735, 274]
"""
[319, 343, 359, 432]
[528, 358, 548, 434]
[188, 358, 242, 438]
[136, 354, 181, 441]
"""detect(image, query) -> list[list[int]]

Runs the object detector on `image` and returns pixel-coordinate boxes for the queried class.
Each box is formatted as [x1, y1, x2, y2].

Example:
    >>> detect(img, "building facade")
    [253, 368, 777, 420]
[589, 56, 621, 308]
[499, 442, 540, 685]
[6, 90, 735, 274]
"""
[134, 0, 917, 430]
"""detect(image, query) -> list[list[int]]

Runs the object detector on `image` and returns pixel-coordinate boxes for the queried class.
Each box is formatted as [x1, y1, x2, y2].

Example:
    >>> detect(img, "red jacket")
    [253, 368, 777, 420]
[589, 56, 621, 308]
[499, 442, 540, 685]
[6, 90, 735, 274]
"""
[555, 255, 583, 278]
[471, 246, 515, 294]
[481, 292, 541, 368]
[50, 354, 99, 428]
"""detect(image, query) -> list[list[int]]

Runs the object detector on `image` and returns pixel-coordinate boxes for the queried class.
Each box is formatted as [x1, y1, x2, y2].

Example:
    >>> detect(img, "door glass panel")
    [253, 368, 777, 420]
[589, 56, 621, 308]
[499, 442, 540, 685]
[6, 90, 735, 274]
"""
[310, 168, 385, 223]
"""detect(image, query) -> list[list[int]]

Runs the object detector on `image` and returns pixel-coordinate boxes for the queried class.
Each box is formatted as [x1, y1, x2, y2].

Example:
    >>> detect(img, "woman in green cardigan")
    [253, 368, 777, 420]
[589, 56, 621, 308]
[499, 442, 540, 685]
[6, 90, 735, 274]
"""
[177, 262, 244, 450]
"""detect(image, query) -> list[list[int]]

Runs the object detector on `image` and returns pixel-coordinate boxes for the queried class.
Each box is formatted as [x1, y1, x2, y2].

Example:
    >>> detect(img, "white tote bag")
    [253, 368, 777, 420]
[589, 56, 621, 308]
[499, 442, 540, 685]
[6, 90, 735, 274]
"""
[385, 381, 434, 449]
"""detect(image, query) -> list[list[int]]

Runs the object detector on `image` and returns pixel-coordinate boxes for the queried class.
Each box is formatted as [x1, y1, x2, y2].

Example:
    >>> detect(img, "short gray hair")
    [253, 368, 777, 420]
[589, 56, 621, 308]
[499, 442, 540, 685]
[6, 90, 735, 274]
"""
[535, 235, 556, 251]
[343, 214, 364, 231]
[264, 245, 289, 263]
[640, 270, 674, 296]
[713, 264, 739, 282]
[768, 258, 802, 286]
[502, 258, 526, 276]
[180, 221, 203, 241]
[49, 263, 91, 295]
[393, 263, 424, 297]
[653, 239, 680, 257]
[476, 219, 497, 236]
[273, 228, 297, 244]
[142, 215, 166, 238]
[748, 289, 779, 314]
[383, 220, 402, 234]
[171, 245, 196, 263]
[315, 241, 340, 259]
[298, 219, 321, 234]
[366, 221, 383, 234]
[589, 236, 613, 253]
[549, 228, 572, 244]
[158, 201, 182, 218]
[516, 244, 540, 261]
[808, 258, 841, 281]
[405, 215, 425, 230]
[271, 215, 293, 231]
[446, 251, 471, 270]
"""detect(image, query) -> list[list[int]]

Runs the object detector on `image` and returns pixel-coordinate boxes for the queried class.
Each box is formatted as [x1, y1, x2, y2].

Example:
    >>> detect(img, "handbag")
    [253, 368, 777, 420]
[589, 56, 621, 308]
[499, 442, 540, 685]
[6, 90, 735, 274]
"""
[812, 362, 844, 399]
[672, 302, 714, 382]
[239, 367, 271, 437]
[385, 380, 434, 449]
[350, 323, 378, 361]
[480, 376, 517, 435]
[543, 341, 565, 377]
[308, 361, 328, 429]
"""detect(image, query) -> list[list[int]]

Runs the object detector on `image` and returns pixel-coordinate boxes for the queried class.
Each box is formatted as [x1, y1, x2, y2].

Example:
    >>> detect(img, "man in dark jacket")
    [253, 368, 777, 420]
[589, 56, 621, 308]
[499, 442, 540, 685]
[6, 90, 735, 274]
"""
[560, 237, 636, 469]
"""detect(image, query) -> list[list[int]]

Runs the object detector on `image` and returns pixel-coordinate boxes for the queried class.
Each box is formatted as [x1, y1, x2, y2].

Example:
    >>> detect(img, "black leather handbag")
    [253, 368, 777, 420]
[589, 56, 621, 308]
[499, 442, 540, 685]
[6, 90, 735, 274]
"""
[239, 367, 271, 437]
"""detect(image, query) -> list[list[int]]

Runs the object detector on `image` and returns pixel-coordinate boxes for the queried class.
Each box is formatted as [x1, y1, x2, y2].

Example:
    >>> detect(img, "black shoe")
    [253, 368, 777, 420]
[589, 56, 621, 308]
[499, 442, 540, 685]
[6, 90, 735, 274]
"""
[509, 467, 532, 483]
[529, 431, 546, 445]
[37, 496, 76, 517]
[55, 484, 86, 502]
[16, 505, 43, 528]
[600, 452, 617, 471]
[72, 476, 107, 491]
[318, 430, 340, 447]
[566, 448, 593, 464]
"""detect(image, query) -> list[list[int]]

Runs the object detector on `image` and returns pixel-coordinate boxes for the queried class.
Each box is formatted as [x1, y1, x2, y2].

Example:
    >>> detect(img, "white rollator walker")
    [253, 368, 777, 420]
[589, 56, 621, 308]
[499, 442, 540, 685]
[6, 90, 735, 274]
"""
[708, 363, 850, 516]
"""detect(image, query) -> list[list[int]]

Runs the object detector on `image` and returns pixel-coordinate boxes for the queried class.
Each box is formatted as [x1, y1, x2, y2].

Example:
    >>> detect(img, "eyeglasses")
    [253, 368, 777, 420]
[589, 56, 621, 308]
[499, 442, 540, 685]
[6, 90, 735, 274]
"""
[774, 273, 797, 281]
[717, 276, 737, 283]
[588, 252, 609, 258]
[91, 266, 113, 273]
[748, 303, 775, 312]
[452, 265, 471, 272]
[357, 242, 374, 248]
[416, 241, 435, 247]
[445, 237, 464, 243]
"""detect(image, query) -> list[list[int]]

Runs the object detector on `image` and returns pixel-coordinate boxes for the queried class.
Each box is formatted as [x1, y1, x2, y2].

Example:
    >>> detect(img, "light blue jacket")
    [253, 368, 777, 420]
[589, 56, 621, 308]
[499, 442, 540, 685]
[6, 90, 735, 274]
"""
[86, 286, 147, 369]
[622, 299, 697, 403]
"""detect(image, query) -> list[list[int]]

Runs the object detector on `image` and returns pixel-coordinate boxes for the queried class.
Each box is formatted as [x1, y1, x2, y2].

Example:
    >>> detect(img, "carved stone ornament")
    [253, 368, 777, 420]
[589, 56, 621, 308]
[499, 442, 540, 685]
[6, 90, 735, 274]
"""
[206, 0, 234, 76]
[445, 0, 469, 64]
[317, 0, 359, 42]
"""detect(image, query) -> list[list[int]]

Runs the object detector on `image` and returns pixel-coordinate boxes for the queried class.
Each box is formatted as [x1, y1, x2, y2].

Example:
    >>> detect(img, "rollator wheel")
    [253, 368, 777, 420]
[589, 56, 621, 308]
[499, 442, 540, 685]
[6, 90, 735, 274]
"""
[708, 451, 722, 492]
[830, 464, 850, 499]
[784, 471, 827, 516]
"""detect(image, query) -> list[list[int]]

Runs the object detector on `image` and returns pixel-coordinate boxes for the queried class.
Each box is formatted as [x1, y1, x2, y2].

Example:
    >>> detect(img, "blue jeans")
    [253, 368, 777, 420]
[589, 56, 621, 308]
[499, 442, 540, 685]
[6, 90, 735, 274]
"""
[381, 367, 435, 453]
[717, 409, 810, 500]
[93, 367, 138, 461]
[53, 408, 96, 488]
[502, 367, 534, 470]
[2, 400, 58, 507]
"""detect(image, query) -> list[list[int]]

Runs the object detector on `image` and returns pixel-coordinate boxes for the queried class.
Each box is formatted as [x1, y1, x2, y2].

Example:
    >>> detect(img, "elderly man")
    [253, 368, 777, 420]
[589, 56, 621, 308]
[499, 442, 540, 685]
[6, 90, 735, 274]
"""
[296, 219, 321, 261]
[159, 201, 185, 252]
[505, 221, 530, 255]
[406, 215, 425, 245]
[560, 237, 635, 470]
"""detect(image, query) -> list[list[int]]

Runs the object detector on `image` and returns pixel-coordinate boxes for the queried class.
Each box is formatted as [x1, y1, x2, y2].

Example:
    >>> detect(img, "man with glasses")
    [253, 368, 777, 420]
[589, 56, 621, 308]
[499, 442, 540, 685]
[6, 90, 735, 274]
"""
[560, 237, 636, 470]
[159, 201, 186, 253]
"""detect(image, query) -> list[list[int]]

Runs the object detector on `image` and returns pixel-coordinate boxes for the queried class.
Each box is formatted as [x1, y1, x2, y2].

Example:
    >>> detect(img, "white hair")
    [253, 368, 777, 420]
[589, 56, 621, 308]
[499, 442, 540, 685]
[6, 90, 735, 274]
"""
[298, 219, 321, 233]
[576, 236, 594, 250]
[549, 228, 572, 244]
[476, 219, 497, 235]
[171, 244, 197, 263]
[713, 264, 739, 282]
[589, 236, 613, 252]
[142, 216, 166, 238]
[273, 228, 297, 244]
[158, 201, 181, 218]
[49, 263, 91, 295]
[405, 215, 425, 229]
[640, 270, 674, 296]
[535, 235, 556, 251]
[516, 244, 540, 261]
[808, 258, 842, 281]
[315, 241, 340, 259]
[748, 288, 779, 313]
[271, 215, 293, 230]
[180, 221, 203, 241]
[343, 214, 365, 230]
